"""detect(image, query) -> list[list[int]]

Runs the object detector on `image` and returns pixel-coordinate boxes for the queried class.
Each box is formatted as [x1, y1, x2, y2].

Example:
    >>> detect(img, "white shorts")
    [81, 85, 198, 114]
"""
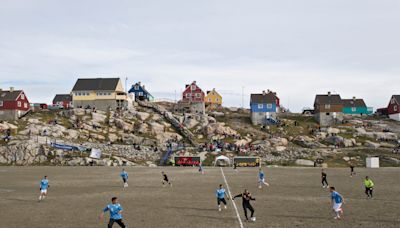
[333, 203, 342, 212]
[259, 178, 265, 183]
[40, 189, 47, 194]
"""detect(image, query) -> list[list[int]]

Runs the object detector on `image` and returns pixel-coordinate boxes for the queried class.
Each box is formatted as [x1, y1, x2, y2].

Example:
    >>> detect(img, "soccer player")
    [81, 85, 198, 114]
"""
[38, 175, 49, 201]
[233, 189, 256, 222]
[162, 171, 172, 187]
[99, 197, 126, 228]
[216, 184, 229, 211]
[199, 164, 204, 174]
[329, 186, 344, 220]
[258, 168, 269, 189]
[364, 176, 374, 199]
[233, 162, 238, 173]
[350, 165, 356, 177]
[120, 169, 128, 188]
[321, 169, 329, 188]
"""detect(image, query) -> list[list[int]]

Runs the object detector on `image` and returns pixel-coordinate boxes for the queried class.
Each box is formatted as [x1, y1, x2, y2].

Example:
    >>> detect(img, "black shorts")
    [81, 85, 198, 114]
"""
[122, 178, 127, 183]
[163, 178, 169, 182]
[217, 198, 227, 205]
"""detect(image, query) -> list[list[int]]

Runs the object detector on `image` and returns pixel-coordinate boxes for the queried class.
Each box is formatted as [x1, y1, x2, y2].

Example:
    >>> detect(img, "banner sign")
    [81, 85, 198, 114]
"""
[233, 157, 261, 167]
[89, 148, 102, 159]
[174, 156, 201, 166]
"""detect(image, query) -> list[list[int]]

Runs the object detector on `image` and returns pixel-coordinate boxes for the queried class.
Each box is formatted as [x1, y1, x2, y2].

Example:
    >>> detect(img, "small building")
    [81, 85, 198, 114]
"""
[71, 78, 127, 111]
[205, 88, 222, 109]
[314, 92, 344, 126]
[388, 95, 400, 121]
[128, 82, 154, 101]
[0, 87, 30, 120]
[31, 103, 48, 112]
[376, 107, 388, 116]
[176, 81, 205, 114]
[52, 94, 73, 109]
[250, 90, 280, 125]
[342, 97, 373, 115]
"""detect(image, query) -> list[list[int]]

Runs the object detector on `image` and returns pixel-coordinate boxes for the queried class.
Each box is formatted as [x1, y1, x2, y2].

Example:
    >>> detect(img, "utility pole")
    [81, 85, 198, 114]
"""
[241, 86, 244, 109]
[125, 77, 128, 93]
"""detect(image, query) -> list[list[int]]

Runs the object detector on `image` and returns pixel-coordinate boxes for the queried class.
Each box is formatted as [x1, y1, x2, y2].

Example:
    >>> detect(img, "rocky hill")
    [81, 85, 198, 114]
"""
[1, 102, 399, 167]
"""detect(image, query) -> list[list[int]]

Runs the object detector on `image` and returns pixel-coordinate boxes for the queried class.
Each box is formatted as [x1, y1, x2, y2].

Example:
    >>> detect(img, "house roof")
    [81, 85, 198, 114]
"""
[72, 78, 120, 91]
[342, 99, 367, 108]
[0, 90, 23, 101]
[314, 94, 342, 106]
[53, 94, 72, 103]
[393, 95, 400, 103]
[133, 82, 152, 96]
[250, 92, 278, 104]
[206, 89, 221, 97]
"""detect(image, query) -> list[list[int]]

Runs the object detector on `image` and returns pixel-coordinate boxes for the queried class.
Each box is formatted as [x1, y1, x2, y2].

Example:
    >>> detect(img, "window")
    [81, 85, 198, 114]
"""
[134, 85, 139, 90]
[21, 94, 25, 100]
[325, 104, 331, 109]
[258, 104, 263, 109]
[195, 93, 201, 98]
[351, 107, 357, 112]
[138, 92, 143, 96]
[24, 102, 28, 108]
[395, 106, 398, 112]
[191, 85, 196, 91]
[0, 101, 2, 106]
[108, 92, 111, 96]
[391, 99, 395, 104]
[186, 93, 191, 98]
[17, 101, 21, 107]
[267, 104, 272, 109]
[326, 112, 330, 116]
[216, 98, 219, 102]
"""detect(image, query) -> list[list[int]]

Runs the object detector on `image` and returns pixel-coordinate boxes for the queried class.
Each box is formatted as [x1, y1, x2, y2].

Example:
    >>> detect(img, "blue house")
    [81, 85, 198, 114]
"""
[250, 90, 280, 125]
[342, 97, 373, 115]
[128, 82, 154, 101]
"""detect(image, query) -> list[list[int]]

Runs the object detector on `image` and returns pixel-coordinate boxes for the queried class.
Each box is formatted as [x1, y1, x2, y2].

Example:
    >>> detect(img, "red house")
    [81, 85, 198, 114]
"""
[182, 81, 205, 103]
[52, 94, 73, 109]
[0, 87, 30, 120]
[388, 95, 400, 121]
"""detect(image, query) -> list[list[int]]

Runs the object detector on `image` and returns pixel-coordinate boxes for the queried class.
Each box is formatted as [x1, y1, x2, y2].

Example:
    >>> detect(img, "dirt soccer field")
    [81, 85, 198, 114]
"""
[0, 166, 399, 228]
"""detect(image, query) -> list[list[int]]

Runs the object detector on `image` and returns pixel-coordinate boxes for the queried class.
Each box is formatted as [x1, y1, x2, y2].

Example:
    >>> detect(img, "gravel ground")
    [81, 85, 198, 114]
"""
[0, 166, 399, 228]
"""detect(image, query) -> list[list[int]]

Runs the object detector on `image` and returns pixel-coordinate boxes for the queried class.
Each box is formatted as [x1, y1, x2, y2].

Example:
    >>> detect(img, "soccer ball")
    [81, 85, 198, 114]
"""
[251, 217, 256, 222]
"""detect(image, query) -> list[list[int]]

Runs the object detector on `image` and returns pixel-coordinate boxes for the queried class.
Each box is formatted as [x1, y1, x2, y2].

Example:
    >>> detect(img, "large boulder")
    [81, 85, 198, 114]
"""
[184, 118, 199, 129]
[92, 112, 107, 123]
[365, 140, 380, 149]
[326, 127, 341, 134]
[295, 159, 315, 166]
[115, 119, 133, 132]
[324, 136, 344, 145]
[136, 112, 150, 121]
[150, 122, 165, 134]
[270, 137, 288, 146]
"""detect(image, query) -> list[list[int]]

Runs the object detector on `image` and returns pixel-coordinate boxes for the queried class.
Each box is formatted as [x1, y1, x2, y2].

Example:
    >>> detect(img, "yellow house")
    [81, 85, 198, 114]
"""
[205, 88, 222, 108]
[71, 78, 127, 110]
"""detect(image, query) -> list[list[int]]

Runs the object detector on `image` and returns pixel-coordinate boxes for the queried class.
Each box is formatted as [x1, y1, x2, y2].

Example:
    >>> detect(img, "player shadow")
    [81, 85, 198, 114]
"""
[269, 214, 329, 220]
[166, 205, 218, 212]
[3, 197, 36, 203]
[184, 213, 238, 222]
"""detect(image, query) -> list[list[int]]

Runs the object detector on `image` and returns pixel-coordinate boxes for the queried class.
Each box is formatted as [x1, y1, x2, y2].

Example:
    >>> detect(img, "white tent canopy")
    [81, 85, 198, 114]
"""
[214, 155, 231, 166]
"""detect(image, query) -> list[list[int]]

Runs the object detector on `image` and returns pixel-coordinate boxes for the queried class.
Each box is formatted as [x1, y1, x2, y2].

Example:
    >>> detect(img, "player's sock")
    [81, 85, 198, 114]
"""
[224, 205, 227, 209]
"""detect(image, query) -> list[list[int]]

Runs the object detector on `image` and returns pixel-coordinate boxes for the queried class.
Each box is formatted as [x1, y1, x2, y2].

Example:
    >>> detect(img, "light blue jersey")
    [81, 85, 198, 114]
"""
[259, 171, 265, 179]
[216, 188, 226, 199]
[103, 203, 123, 220]
[120, 171, 128, 180]
[331, 191, 343, 204]
[40, 179, 49, 190]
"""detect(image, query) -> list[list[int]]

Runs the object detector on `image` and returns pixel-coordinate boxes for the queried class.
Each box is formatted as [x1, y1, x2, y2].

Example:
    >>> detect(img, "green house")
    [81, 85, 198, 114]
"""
[342, 98, 373, 115]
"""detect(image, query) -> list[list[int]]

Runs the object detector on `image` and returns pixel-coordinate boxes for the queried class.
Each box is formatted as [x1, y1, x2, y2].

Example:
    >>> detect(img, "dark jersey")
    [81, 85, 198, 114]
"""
[163, 174, 169, 181]
[234, 193, 255, 205]
[322, 172, 327, 178]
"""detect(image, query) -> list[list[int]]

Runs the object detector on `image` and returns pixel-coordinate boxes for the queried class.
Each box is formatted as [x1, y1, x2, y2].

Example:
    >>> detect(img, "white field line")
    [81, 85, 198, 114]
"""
[220, 167, 244, 228]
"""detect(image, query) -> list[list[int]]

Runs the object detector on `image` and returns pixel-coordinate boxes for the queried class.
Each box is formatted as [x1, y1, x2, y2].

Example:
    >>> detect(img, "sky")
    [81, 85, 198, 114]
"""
[0, 0, 399, 112]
